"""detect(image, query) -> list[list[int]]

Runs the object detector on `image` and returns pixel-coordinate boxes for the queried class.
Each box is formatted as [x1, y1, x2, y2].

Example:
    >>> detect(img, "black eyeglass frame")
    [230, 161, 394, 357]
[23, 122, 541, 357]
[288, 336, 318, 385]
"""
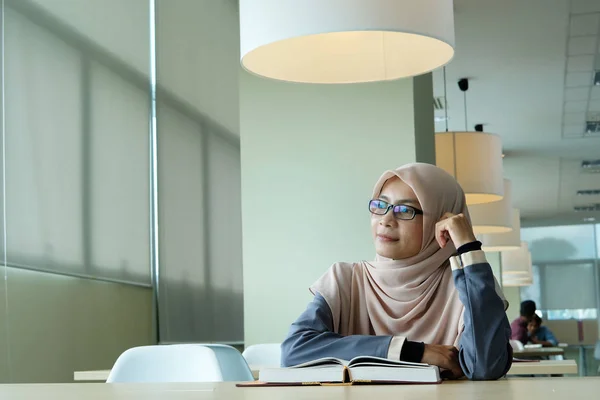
[368, 199, 424, 221]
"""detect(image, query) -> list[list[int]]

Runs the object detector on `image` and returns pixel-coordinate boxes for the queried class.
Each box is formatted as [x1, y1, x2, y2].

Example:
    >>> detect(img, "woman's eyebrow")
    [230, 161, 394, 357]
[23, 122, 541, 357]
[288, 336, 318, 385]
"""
[379, 195, 420, 206]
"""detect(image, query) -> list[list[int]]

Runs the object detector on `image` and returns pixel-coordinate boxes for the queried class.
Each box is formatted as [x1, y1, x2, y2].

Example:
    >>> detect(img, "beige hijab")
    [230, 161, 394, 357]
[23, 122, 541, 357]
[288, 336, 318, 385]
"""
[310, 163, 473, 346]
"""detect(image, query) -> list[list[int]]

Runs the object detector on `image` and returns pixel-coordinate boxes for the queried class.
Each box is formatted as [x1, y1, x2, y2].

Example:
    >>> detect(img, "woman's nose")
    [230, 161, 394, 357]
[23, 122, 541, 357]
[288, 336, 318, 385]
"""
[379, 209, 397, 227]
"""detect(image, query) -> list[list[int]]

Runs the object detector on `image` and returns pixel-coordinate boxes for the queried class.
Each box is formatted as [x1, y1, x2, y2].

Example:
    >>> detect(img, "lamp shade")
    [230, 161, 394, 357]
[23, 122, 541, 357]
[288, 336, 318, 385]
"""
[469, 179, 513, 234]
[239, 0, 455, 84]
[501, 242, 532, 276]
[479, 209, 522, 252]
[502, 273, 533, 287]
[501, 242, 533, 287]
[435, 132, 504, 204]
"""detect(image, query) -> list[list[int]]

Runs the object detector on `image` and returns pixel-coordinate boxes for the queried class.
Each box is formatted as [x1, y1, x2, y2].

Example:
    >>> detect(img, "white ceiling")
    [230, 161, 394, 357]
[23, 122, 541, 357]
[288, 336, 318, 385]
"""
[17, 0, 600, 227]
[434, 0, 600, 226]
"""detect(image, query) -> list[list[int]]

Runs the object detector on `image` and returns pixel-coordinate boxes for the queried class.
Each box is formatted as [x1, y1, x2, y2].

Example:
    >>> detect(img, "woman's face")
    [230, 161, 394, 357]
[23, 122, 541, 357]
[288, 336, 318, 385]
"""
[370, 177, 424, 260]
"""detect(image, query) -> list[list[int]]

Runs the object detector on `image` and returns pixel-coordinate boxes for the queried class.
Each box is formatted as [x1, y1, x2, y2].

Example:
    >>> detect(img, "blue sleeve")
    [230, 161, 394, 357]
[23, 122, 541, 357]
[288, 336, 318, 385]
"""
[540, 327, 558, 346]
[453, 260, 512, 380]
[280, 293, 393, 367]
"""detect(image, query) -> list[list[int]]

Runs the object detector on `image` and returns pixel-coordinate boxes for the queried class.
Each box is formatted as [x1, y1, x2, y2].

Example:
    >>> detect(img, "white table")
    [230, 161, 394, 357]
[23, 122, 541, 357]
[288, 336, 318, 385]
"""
[506, 360, 578, 375]
[73, 370, 111, 381]
[513, 347, 565, 358]
[76, 360, 579, 383]
[3, 378, 600, 400]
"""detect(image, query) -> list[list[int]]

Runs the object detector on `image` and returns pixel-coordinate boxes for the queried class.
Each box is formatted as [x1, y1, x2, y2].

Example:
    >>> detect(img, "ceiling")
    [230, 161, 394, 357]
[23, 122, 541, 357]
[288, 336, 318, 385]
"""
[433, 0, 600, 227]
[16, 0, 600, 227]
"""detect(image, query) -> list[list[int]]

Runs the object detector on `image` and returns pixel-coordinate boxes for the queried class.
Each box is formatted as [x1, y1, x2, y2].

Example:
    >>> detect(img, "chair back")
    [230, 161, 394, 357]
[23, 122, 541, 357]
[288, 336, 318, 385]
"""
[509, 339, 524, 351]
[107, 344, 252, 383]
[199, 344, 254, 381]
[242, 343, 282, 367]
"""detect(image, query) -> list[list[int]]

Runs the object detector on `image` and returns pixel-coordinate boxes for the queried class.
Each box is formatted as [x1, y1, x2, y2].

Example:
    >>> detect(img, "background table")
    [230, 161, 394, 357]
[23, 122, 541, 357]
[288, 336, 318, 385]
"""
[567, 344, 596, 376]
[73, 370, 110, 382]
[513, 347, 565, 358]
[2, 378, 600, 400]
[506, 360, 577, 375]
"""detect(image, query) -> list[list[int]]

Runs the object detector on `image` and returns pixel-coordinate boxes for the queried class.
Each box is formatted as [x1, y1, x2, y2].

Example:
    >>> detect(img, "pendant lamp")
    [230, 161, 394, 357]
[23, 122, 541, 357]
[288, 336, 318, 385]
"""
[239, 0, 455, 84]
[435, 77, 504, 204]
[502, 273, 533, 287]
[501, 242, 533, 287]
[436, 131, 504, 204]
[479, 209, 522, 252]
[469, 179, 513, 234]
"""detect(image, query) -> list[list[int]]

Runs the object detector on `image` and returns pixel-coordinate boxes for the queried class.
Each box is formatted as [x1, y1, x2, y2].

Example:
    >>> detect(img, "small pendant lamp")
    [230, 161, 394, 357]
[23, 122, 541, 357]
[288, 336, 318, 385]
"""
[479, 209, 522, 252]
[469, 179, 513, 234]
[435, 76, 504, 204]
[501, 242, 533, 287]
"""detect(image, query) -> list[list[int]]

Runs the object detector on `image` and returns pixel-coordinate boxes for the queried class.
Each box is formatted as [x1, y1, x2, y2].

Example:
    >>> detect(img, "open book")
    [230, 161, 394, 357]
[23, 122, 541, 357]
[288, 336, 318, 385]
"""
[248, 356, 441, 386]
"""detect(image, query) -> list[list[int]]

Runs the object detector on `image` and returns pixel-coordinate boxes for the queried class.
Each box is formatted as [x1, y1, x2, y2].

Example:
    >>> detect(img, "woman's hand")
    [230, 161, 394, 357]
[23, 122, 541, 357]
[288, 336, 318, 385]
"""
[421, 344, 464, 379]
[435, 212, 477, 249]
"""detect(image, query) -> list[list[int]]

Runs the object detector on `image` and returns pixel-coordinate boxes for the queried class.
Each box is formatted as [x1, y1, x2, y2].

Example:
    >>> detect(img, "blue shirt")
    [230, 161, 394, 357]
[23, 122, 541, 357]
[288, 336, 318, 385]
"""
[530, 326, 558, 346]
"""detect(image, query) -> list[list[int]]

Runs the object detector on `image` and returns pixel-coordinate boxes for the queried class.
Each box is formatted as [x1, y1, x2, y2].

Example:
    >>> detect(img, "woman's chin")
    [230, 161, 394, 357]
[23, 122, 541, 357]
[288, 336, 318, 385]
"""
[375, 244, 418, 260]
[375, 245, 401, 260]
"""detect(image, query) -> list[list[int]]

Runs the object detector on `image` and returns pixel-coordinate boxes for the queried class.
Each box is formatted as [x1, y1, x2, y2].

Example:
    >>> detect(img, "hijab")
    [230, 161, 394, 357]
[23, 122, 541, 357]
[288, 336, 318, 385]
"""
[310, 163, 502, 346]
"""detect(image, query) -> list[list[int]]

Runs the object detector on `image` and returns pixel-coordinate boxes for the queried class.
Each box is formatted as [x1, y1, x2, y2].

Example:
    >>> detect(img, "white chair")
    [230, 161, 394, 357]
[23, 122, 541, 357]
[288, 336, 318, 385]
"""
[198, 344, 254, 381]
[509, 339, 524, 351]
[107, 344, 253, 383]
[242, 343, 282, 368]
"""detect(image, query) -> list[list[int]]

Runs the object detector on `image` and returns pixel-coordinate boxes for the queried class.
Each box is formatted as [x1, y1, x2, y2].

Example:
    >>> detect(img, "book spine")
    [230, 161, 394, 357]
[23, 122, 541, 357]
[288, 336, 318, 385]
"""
[343, 366, 351, 383]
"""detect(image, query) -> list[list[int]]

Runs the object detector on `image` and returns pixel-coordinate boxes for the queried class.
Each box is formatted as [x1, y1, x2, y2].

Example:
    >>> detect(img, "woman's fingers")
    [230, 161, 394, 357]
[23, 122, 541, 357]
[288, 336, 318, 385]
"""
[435, 213, 455, 248]
[435, 212, 477, 249]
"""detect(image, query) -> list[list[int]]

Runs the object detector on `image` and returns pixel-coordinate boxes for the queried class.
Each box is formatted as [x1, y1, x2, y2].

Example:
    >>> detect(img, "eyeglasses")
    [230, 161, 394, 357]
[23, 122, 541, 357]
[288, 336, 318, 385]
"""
[368, 199, 423, 220]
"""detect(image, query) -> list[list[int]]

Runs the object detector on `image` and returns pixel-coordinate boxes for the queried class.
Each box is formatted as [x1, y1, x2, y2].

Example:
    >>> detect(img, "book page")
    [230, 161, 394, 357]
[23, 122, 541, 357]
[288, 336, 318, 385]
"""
[289, 357, 349, 369]
[349, 364, 441, 384]
[348, 356, 429, 368]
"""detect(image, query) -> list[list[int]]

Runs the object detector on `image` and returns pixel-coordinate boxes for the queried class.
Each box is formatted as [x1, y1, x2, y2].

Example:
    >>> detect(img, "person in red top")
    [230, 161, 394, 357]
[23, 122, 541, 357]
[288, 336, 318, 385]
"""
[511, 300, 536, 344]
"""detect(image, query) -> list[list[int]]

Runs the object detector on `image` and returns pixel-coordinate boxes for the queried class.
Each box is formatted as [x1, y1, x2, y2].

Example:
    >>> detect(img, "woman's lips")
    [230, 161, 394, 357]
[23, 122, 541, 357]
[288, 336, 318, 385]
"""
[377, 234, 399, 242]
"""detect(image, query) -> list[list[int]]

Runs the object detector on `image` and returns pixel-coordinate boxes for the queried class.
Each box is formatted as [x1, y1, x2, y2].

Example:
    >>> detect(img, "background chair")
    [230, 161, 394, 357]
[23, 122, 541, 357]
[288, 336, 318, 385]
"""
[107, 344, 253, 383]
[199, 344, 254, 381]
[509, 339, 525, 351]
[242, 343, 282, 368]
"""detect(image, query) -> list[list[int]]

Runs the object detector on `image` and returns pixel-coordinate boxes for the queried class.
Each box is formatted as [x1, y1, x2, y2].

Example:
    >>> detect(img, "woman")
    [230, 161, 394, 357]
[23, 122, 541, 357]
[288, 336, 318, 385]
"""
[281, 163, 512, 380]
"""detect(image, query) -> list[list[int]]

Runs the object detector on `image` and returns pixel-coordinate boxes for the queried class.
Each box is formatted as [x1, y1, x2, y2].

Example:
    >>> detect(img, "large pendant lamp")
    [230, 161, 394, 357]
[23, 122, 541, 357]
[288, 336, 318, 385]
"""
[239, 0, 455, 84]
[469, 179, 513, 234]
[501, 242, 533, 287]
[479, 209, 522, 252]
[435, 77, 504, 204]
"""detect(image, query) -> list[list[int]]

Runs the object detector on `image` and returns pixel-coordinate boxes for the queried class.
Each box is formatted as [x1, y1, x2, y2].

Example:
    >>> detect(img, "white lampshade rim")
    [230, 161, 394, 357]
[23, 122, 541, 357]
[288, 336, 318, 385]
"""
[502, 274, 533, 282]
[503, 281, 532, 287]
[465, 193, 503, 205]
[241, 27, 456, 56]
[472, 226, 513, 234]
[241, 30, 455, 84]
[482, 245, 521, 252]
[465, 192, 504, 198]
